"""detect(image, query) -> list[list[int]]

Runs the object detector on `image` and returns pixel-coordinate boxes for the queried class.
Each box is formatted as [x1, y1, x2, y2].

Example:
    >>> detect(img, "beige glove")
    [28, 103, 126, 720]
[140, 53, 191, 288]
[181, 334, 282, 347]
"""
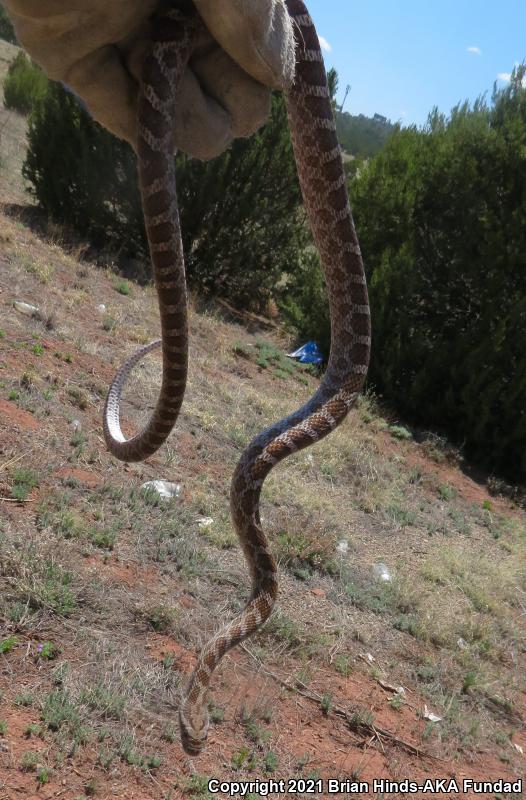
[2, 0, 296, 160]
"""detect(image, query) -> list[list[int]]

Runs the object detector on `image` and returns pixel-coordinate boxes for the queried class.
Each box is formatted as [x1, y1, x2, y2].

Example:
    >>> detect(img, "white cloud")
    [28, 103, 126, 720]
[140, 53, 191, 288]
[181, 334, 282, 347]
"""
[467, 46, 482, 55]
[497, 69, 526, 87]
[319, 36, 332, 53]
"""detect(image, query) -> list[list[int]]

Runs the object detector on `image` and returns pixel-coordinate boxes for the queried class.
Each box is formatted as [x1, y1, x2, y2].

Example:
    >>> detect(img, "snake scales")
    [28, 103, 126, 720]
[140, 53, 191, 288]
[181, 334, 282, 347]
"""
[103, 0, 370, 754]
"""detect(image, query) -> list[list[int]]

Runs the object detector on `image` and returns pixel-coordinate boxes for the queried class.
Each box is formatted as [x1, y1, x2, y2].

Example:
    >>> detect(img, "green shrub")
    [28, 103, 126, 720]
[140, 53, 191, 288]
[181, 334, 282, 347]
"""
[278, 248, 330, 356]
[3, 52, 48, 115]
[0, 7, 17, 44]
[23, 82, 306, 310]
[23, 81, 144, 254]
[349, 66, 526, 483]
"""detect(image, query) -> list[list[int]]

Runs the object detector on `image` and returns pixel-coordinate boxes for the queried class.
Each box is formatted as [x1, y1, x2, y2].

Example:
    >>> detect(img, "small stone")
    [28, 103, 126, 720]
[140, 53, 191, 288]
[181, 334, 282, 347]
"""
[423, 704, 442, 723]
[141, 480, 181, 500]
[13, 300, 38, 316]
[311, 588, 326, 598]
[372, 562, 393, 582]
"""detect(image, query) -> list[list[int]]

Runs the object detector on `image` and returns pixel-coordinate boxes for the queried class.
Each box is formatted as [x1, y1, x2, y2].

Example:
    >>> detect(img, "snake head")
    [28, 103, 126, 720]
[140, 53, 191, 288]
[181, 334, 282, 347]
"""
[179, 703, 209, 755]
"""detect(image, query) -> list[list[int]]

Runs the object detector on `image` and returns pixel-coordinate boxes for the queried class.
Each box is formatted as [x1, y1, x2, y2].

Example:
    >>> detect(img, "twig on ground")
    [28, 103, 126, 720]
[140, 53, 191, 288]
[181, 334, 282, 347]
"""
[239, 643, 444, 762]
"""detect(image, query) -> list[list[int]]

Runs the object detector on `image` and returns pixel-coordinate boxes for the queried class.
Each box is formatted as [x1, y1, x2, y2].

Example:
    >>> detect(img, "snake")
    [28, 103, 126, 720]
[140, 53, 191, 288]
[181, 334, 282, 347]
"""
[102, 0, 371, 754]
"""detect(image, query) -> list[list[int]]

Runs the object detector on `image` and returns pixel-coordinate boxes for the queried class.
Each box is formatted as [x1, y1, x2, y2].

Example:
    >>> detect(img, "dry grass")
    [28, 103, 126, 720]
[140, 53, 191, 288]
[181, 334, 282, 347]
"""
[1, 218, 525, 786]
[1, 60, 525, 795]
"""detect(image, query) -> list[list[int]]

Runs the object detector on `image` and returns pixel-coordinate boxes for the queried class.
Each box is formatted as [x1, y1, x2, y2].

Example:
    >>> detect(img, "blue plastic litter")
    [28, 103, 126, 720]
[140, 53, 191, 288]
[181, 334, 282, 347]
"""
[287, 340, 324, 364]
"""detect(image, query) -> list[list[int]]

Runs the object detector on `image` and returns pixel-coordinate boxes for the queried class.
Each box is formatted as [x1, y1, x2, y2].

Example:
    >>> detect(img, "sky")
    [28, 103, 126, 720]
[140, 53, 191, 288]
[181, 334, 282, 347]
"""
[306, 0, 526, 127]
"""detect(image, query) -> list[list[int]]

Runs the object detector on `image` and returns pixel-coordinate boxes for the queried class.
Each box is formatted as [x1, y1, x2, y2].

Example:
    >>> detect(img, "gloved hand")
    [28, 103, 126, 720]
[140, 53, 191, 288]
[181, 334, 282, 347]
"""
[2, 0, 296, 159]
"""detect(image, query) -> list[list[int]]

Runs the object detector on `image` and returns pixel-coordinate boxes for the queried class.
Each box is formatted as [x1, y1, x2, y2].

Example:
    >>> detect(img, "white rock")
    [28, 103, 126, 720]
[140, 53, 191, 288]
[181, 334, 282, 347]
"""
[359, 652, 375, 664]
[373, 562, 393, 582]
[13, 300, 38, 316]
[141, 480, 181, 500]
[423, 705, 442, 723]
[337, 540, 349, 554]
[97, 304, 107, 313]
[70, 419, 82, 433]
[197, 516, 214, 528]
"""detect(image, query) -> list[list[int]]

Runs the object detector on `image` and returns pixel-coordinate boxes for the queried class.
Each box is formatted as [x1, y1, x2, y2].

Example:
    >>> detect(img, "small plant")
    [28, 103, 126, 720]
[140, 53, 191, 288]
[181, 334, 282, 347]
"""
[389, 424, 412, 441]
[161, 725, 178, 743]
[88, 527, 117, 550]
[140, 484, 164, 508]
[8, 389, 20, 400]
[20, 750, 40, 771]
[31, 343, 44, 356]
[265, 612, 303, 648]
[0, 635, 18, 654]
[20, 371, 34, 389]
[162, 653, 175, 670]
[67, 385, 89, 409]
[25, 723, 43, 738]
[242, 710, 270, 746]
[38, 562, 77, 616]
[98, 748, 114, 770]
[3, 52, 48, 115]
[183, 774, 214, 799]
[389, 692, 405, 711]
[138, 604, 179, 634]
[37, 767, 53, 785]
[437, 484, 457, 502]
[232, 341, 251, 358]
[462, 671, 478, 693]
[143, 754, 162, 771]
[102, 315, 116, 331]
[81, 683, 125, 720]
[320, 692, 333, 715]
[70, 430, 86, 448]
[231, 745, 255, 771]
[10, 467, 39, 501]
[333, 654, 353, 677]
[263, 750, 279, 773]
[296, 753, 310, 770]
[0, 720, 7, 736]
[348, 706, 374, 730]
[408, 467, 422, 484]
[209, 703, 225, 724]
[15, 693, 35, 707]
[41, 689, 84, 738]
[84, 778, 98, 796]
[114, 280, 132, 296]
[10, 483, 32, 502]
[36, 641, 59, 660]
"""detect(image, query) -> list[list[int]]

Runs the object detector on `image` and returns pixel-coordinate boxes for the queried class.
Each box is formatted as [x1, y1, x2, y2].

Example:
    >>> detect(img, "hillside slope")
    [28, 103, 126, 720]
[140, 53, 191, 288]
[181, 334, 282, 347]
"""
[1, 54, 525, 800]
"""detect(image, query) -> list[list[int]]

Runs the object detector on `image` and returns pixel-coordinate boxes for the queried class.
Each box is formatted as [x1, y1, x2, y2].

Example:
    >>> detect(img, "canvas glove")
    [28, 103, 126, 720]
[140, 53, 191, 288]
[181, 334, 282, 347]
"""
[2, 0, 296, 159]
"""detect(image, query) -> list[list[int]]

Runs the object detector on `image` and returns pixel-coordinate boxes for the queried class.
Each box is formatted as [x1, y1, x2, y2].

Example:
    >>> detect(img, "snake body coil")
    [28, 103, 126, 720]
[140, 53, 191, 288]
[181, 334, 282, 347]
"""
[103, 0, 370, 755]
